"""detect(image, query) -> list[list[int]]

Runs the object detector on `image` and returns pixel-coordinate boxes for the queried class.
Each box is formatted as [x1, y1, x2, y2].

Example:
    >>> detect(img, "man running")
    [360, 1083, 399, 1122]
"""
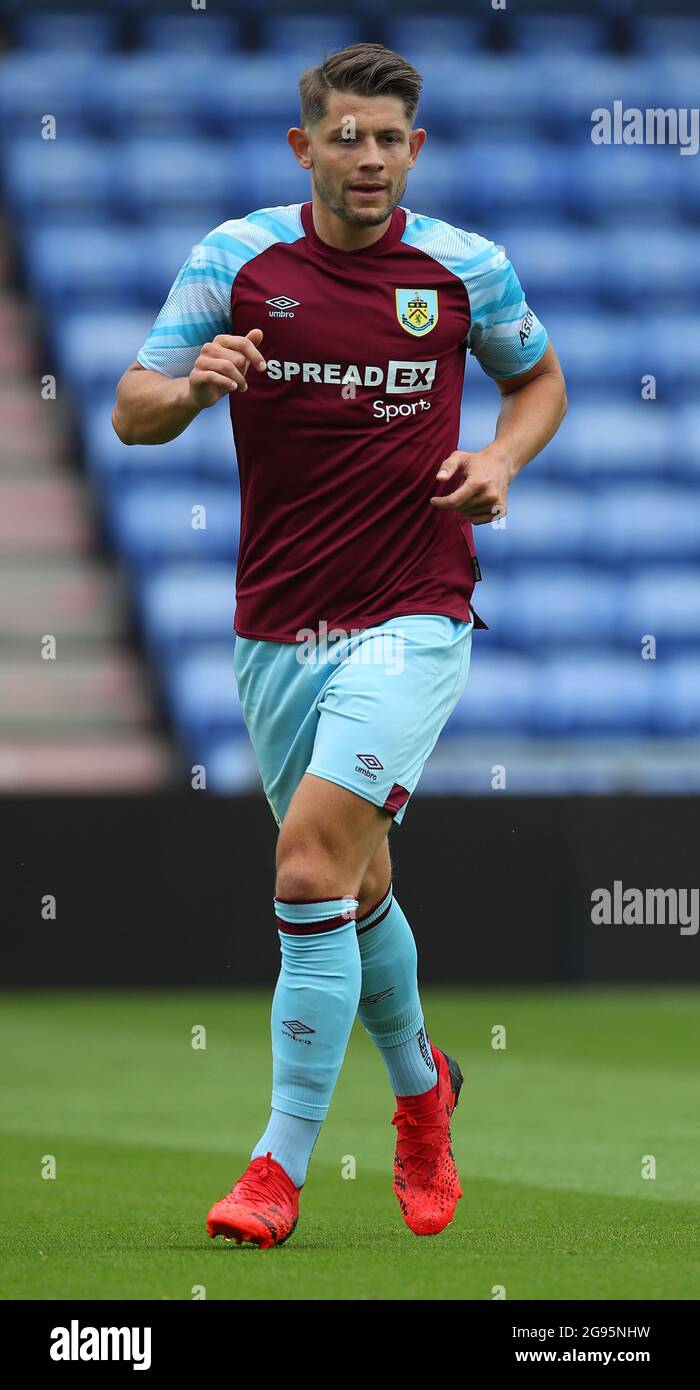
[112, 42, 566, 1248]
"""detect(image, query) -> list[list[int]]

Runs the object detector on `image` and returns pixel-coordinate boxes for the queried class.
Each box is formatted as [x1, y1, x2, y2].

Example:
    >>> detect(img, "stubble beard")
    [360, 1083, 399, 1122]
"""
[313, 169, 408, 228]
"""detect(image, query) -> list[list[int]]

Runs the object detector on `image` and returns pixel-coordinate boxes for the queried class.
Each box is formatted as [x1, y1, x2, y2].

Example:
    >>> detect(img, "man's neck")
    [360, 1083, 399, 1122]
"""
[310, 195, 392, 252]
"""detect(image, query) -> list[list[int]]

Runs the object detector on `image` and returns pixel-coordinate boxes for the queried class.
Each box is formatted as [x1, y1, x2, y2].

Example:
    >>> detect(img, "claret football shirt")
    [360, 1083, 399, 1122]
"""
[137, 202, 549, 641]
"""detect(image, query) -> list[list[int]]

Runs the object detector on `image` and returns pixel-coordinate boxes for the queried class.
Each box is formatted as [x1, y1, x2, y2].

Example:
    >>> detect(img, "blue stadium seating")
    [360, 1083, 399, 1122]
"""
[635, 18, 700, 58]
[82, 398, 235, 483]
[260, 13, 363, 57]
[384, 16, 482, 57]
[535, 654, 660, 736]
[139, 565, 237, 653]
[164, 646, 246, 741]
[13, 12, 120, 51]
[2, 12, 697, 791]
[138, 14, 241, 52]
[509, 15, 609, 57]
[107, 483, 241, 569]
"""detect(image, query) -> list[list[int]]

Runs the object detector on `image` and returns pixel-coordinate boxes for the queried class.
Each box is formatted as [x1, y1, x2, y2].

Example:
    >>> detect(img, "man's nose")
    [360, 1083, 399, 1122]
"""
[357, 139, 385, 167]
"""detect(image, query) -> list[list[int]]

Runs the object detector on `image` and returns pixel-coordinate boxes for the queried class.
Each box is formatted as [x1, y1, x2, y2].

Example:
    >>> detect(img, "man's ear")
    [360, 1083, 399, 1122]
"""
[407, 127, 427, 170]
[288, 127, 312, 169]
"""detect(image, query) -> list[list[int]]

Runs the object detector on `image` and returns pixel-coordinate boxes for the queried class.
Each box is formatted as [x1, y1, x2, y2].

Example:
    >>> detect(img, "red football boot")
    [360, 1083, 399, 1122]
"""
[391, 1042, 464, 1235]
[206, 1152, 301, 1249]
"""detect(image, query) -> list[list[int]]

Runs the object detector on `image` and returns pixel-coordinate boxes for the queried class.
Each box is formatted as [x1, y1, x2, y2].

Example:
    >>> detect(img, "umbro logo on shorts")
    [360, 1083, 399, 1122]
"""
[355, 752, 383, 782]
[356, 753, 384, 770]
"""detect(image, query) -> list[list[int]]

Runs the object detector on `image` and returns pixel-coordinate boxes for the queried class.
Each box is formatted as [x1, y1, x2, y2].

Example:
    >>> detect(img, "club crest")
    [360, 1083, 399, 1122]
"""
[396, 288, 438, 337]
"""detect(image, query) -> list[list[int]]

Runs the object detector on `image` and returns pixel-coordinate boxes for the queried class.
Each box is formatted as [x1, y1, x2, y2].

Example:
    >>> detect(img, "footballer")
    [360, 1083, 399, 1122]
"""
[112, 43, 567, 1248]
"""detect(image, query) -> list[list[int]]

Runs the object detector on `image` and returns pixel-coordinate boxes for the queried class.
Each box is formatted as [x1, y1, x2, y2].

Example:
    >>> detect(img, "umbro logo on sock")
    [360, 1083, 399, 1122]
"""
[282, 1019, 316, 1044]
[360, 987, 396, 1005]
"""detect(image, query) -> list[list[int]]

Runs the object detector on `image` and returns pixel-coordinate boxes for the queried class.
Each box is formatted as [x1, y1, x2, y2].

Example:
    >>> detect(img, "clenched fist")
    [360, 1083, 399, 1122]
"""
[187, 329, 267, 409]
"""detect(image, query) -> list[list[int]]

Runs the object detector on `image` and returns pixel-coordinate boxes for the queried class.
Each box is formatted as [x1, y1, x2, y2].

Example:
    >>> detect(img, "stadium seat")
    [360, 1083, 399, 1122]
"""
[54, 312, 154, 391]
[138, 14, 241, 51]
[657, 659, 700, 734]
[116, 140, 238, 218]
[570, 145, 683, 217]
[186, 735, 259, 793]
[139, 564, 237, 651]
[535, 653, 659, 735]
[561, 402, 675, 478]
[635, 18, 700, 58]
[540, 313, 649, 387]
[13, 12, 120, 51]
[106, 482, 241, 568]
[164, 644, 246, 740]
[24, 226, 146, 309]
[617, 572, 700, 647]
[383, 16, 482, 57]
[0, 54, 112, 134]
[509, 15, 609, 57]
[475, 485, 590, 563]
[260, 13, 362, 56]
[588, 487, 700, 564]
[599, 227, 700, 305]
[448, 654, 540, 733]
[643, 316, 700, 390]
[82, 398, 236, 484]
[455, 142, 570, 215]
[2, 137, 120, 214]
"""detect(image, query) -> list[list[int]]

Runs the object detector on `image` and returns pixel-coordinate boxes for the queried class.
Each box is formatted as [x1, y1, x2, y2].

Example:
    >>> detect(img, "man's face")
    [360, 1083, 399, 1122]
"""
[296, 91, 425, 228]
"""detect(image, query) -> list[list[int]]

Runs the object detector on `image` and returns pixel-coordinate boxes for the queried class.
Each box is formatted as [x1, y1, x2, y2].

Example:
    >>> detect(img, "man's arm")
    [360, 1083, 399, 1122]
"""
[430, 343, 567, 524]
[112, 331, 267, 446]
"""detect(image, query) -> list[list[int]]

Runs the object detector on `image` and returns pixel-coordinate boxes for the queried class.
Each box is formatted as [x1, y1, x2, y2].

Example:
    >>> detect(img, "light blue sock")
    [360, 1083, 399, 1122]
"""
[250, 1109, 322, 1189]
[356, 884, 437, 1098]
[251, 894, 361, 1185]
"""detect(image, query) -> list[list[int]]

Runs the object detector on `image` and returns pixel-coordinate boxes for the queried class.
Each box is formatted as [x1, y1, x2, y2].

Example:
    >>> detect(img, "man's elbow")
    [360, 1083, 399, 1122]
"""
[111, 402, 135, 445]
[558, 375, 568, 425]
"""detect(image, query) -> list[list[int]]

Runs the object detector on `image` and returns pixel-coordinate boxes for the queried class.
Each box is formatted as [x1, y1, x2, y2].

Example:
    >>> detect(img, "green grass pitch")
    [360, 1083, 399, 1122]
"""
[1, 989, 699, 1301]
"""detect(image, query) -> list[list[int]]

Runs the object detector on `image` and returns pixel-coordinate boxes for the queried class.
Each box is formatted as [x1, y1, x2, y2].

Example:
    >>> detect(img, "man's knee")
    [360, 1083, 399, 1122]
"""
[275, 776, 391, 903]
[275, 828, 355, 903]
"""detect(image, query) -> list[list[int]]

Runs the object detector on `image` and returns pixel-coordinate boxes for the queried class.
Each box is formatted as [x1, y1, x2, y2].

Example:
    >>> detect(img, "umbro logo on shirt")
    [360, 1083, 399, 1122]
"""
[266, 296, 300, 318]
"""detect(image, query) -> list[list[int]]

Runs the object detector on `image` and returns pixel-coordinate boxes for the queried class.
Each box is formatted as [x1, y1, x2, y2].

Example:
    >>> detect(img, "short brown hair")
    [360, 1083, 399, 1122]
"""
[299, 42, 422, 127]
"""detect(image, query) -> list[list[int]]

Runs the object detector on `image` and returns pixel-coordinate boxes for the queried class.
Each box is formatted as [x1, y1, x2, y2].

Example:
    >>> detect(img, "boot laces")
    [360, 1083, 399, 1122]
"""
[228, 1153, 292, 1208]
[391, 1108, 445, 1183]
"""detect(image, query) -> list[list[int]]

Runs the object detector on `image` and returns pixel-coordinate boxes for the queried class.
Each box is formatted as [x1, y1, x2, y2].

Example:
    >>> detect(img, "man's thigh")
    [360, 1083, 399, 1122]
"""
[277, 773, 393, 896]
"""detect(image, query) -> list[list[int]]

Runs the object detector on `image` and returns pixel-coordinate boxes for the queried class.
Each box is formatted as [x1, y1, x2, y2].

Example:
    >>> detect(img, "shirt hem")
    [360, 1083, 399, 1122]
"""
[234, 601, 477, 643]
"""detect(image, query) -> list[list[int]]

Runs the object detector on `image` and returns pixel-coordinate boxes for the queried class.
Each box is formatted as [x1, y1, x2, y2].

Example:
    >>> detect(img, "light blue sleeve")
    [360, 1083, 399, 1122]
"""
[463, 236, 549, 380]
[136, 227, 238, 378]
[135, 207, 305, 378]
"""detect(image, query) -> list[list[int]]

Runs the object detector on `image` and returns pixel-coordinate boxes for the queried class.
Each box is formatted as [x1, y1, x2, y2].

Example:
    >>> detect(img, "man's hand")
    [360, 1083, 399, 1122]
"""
[430, 442, 512, 525]
[187, 329, 267, 409]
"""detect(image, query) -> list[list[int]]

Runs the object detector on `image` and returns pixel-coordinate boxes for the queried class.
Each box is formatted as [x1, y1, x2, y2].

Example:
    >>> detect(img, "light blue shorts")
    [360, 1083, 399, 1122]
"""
[233, 613, 473, 828]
